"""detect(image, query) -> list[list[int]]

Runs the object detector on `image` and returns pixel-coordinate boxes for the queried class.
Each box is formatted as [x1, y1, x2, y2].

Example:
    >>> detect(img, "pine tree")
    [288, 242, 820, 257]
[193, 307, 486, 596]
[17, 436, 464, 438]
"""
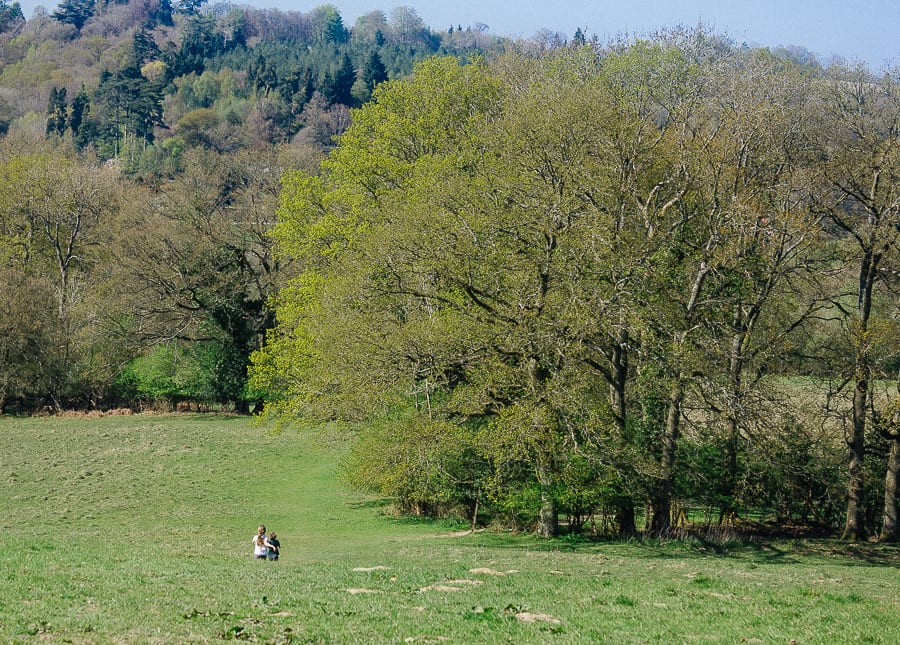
[131, 27, 161, 67]
[52, 0, 96, 31]
[325, 53, 355, 106]
[573, 27, 587, 46]
[46, 86, 68, 137]
[362, 50, 388, 92]
[69, 85, 90, 139]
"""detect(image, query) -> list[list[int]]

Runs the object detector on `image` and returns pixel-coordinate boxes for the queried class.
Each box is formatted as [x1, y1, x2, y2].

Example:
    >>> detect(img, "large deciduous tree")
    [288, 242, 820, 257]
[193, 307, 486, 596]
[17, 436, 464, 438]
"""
[671, 50, 825, 525]
[112, 147, 298, 410]
[815, 65, 900, 541]
[0, 147, 120, 409]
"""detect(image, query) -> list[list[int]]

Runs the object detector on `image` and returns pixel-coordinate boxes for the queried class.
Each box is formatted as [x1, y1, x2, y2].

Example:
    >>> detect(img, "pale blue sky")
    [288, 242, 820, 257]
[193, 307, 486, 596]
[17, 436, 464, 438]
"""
[20, 1, 900, 69]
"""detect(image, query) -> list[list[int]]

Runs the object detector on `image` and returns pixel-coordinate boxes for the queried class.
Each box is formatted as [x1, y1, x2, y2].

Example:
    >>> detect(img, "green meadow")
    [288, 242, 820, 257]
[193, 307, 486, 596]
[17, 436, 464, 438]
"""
[1, 414, 898, 644]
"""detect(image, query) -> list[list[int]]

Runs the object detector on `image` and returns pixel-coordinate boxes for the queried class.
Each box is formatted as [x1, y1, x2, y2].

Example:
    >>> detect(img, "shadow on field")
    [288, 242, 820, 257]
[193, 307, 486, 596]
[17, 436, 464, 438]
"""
[438, 530, 900, 567]
[746, 540, 900, 567]
[346, 498, 393, 510]
[627, 538, 900, 567]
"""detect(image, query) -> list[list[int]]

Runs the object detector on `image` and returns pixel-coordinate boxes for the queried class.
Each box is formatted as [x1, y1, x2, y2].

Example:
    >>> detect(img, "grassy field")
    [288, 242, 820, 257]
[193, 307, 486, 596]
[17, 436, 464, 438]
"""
[1, 414, 898, 644]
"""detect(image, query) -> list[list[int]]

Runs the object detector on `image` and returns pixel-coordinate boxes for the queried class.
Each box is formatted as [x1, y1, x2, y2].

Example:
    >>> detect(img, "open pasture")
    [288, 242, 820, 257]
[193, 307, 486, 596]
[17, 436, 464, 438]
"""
[1, 414, 898, 643]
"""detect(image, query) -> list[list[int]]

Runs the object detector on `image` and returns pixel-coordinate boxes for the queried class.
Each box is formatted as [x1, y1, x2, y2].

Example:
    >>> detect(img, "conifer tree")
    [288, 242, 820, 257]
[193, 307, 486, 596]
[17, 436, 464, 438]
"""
[52, 0, 96, 31]
[362, 50, 388, 91]
[0, 0, 23, 33]
[46, 87, 68, 138]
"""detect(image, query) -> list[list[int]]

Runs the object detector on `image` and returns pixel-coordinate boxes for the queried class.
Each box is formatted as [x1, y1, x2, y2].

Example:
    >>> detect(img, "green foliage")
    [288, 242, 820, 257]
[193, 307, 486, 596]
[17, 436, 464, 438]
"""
[175, 107, 220, 147]
[748, 418, 845, 528]
[343, 414, 489, 519]
[2, 1, 503, 160]
[259, 40, 898, 539]
[0, 270, 61, 411]
[119, 342, 217, 405]
[1, 4, 898, 544]
[0, 146, 123, 410]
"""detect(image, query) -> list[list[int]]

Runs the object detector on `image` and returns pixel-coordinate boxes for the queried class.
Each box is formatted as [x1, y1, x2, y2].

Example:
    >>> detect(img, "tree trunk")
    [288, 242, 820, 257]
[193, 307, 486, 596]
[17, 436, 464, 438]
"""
[650, 382, 684, 536]
[616, 498, 637, 538]
[609, 330, 629, 432]
[608, 330, 634, 537]
[721, 416, 739, 525]
[721, 324, 745, 524]
[536, 462, 558, 538]
[649, 263, 707, 536]
[842, 251, 876, 542]
[880, 436, 899, 542]
[842, 378, 867, 541]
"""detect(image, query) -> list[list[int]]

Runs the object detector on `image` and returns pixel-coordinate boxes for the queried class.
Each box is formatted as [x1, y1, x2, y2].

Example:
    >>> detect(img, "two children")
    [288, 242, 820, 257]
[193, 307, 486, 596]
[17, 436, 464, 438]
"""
[251, 524, 281, 561]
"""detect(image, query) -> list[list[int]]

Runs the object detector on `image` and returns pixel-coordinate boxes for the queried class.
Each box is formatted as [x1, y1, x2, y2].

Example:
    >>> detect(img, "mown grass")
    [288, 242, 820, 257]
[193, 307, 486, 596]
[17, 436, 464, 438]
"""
[1, 414, 898, 644]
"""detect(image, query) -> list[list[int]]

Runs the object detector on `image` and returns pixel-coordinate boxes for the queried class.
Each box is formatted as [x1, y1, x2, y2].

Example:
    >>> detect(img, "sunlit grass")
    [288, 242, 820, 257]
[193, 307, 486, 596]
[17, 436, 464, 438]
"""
[1, 414, 898, 643]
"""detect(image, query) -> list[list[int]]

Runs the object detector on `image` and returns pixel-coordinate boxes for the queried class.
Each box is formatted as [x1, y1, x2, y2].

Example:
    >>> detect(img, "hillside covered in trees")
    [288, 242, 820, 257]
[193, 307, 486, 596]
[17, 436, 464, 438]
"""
[0, 1, 898, 541]
[0, 0, 509, 416]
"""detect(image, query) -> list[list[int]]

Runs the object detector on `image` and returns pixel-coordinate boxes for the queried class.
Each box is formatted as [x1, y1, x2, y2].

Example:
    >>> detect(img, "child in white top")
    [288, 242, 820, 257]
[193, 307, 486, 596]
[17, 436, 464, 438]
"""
[252, 524, 269, 559]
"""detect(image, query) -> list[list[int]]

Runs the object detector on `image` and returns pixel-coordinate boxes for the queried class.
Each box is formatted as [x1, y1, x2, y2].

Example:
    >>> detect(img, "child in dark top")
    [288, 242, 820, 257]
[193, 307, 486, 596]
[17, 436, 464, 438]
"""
[267, 532, 280, 561]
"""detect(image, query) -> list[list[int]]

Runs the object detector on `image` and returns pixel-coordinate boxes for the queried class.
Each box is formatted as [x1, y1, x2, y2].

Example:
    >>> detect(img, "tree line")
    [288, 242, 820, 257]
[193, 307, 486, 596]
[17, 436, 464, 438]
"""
[0, 3, 897, 541]
[254, 38, 899, 541]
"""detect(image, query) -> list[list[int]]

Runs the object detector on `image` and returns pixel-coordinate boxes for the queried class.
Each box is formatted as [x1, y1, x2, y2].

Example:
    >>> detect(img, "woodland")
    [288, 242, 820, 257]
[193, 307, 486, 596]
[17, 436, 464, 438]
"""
[0, 1, 898, 541]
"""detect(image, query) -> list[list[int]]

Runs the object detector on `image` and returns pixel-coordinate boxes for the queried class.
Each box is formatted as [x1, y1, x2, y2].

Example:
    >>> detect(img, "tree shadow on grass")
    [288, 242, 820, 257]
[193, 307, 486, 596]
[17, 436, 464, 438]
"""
[440, 530, 900, 567]
[345, 498, 393, 510]
[750, 539, 900, 567]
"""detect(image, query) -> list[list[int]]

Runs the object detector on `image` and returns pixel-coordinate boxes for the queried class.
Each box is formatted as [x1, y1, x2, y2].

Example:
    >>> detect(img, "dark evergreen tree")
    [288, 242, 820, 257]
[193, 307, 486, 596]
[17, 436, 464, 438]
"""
[93, 64, 164, 155]
[52, 0, 96, 31]
[166, 13, 224, 77]
[252, 55, 278, 95]
[131, 27, 161, 67]
[69, 85, 90, 138]
[149, 0, 174, 26]
[361, 50, 388, 92]
[312, 4, 349, 45]
[0, 96, 12, 135]
[0, 0, 24, 33]
[324, 52, 355, 105]
[46, 86, 68, 137]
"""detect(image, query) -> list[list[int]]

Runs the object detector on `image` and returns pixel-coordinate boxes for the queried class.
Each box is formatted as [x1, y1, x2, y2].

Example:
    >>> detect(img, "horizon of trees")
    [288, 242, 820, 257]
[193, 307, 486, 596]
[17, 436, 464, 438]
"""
[0, 2, 897, 541]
